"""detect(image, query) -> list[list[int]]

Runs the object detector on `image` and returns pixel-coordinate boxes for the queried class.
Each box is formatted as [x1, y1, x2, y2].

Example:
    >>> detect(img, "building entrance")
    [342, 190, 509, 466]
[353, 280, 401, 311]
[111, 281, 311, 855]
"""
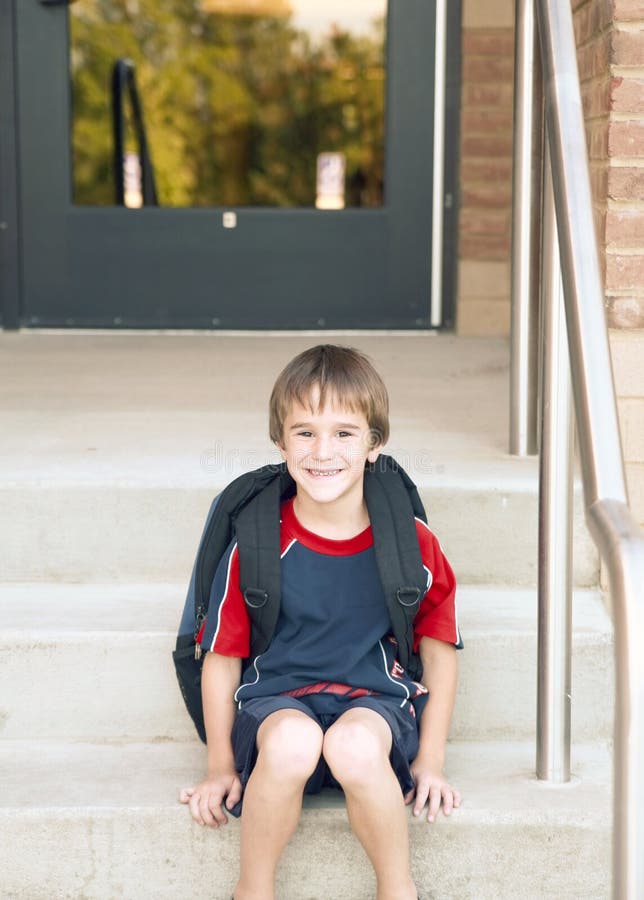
[6, 0, 459, 329]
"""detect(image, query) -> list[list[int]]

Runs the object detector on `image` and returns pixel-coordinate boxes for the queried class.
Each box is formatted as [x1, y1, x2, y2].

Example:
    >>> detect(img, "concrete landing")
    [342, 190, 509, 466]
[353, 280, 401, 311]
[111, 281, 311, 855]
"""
[0, 332, 597, 585]
[0, 331, 527, 488]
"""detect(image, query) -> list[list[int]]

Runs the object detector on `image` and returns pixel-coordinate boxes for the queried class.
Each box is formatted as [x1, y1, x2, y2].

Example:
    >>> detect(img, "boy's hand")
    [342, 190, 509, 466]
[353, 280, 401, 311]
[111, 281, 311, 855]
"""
[405, 759, 461, 823]
[180, 771, 242, 828]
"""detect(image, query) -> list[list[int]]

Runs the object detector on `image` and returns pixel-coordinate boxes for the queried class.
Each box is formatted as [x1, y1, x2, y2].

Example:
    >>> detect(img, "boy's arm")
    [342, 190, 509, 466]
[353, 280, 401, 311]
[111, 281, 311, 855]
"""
[406, 636, 461, 822]
[180, 651, 242, 828]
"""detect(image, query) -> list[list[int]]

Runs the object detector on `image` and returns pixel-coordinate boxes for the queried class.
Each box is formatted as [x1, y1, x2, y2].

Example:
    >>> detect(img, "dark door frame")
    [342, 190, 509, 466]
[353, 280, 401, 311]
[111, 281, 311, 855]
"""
[1, 0, 462, 332]
[0, 0, 21, 330]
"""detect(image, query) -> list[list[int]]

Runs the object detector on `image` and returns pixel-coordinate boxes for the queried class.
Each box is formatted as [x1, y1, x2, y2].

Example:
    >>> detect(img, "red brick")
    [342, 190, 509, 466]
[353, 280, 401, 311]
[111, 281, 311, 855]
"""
[611, 76, 644, 113]
[590, 163, 610, 205]
[459, 234, 511, 261]
[606, 209, 644, 246]
[462, 82, 514, 108]
[609, 166, 644, 200]
[576, 31, 612, 81]
[459, 20, 515, 268]
[573, 0, 613, 47]
[461, 108, 514, 133]
[461, 135, 514, 157]
[462, 57, 514, 83]
[461, 184, 513, 209]
[460, 158, 514, 184]
[462, 31, 515, 57]
[606, 296, 644, 328]
[613, 0, 644, 22]
[595, 207, 609, 245]
[460, 208, 511, 238]
[612, 27, 644, 66]
[608, 121, 644, 157]
[587, 119, 611, 159]
[581, 77, 612, 119]
[606, 253, 644, 290]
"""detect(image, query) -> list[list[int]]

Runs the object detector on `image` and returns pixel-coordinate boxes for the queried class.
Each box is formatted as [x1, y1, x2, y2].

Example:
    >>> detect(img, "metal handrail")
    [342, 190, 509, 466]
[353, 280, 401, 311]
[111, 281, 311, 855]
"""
[111, 59, 158, 207]
[534, 1, 644, 897]
[509, 0, 541, 456]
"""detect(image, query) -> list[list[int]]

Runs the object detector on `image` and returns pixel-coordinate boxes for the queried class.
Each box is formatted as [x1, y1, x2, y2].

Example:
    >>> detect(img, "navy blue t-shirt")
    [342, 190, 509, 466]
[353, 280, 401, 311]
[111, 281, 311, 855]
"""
[199, 497, 460, 716]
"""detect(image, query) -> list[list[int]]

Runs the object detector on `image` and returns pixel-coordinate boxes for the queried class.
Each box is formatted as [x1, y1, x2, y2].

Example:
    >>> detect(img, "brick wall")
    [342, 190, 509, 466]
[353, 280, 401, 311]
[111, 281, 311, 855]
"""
[457, 0, 514, 336]
[573, 0, 644, 328]
[573, 0, 644, 526]
[456, 1, 644, 339]
[606, 0, 644, 329]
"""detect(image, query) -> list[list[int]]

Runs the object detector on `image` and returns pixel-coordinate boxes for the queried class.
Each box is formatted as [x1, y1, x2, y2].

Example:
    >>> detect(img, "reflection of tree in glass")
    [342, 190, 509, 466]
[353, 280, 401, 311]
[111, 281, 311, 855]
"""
[70, 0, 385, 207]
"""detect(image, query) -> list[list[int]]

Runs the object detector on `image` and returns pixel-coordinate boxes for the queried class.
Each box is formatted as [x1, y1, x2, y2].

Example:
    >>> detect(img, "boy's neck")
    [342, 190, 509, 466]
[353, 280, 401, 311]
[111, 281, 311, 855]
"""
[292, 491, 370, 540]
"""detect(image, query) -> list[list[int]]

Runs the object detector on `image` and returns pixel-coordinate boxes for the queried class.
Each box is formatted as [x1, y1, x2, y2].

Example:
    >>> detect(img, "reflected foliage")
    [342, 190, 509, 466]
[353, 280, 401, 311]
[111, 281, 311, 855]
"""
[70, 1, 386, 207]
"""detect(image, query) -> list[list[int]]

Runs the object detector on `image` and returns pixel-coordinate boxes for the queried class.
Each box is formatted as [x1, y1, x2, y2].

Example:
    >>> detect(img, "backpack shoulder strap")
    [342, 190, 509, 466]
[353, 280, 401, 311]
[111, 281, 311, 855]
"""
[173, 463, 291, 745]
[364, 455, 427, 678]
[192, 464, 287, 631]
[235, 463, 296, 658]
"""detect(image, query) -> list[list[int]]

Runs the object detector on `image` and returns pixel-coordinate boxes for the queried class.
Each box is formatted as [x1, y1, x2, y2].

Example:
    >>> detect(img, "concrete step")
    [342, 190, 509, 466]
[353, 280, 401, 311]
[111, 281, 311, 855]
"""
[0, 584, 613, 743]
[0, 331, 598, 586]
[0, 480, 597, 587]
[0, 739, 611, 899]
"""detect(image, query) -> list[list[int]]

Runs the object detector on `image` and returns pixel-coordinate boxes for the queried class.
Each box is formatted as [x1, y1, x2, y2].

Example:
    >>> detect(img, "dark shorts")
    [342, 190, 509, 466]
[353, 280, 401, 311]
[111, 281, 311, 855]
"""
[228, 694, 420, 818]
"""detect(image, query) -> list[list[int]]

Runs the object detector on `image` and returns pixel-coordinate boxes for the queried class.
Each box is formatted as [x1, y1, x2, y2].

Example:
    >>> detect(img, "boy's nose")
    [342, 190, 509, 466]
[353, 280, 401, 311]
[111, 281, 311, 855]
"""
[311, 433, 334, 460]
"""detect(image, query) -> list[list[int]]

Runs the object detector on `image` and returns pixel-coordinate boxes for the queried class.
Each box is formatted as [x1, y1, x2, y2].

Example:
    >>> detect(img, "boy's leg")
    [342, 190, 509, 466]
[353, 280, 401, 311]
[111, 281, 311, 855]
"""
[235, 708, 324, 900]
[322, 707, 417, 900]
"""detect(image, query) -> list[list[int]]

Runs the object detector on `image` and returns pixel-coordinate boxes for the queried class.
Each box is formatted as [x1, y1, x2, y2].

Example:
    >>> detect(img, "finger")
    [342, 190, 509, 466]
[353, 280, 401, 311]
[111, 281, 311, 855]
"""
[209, 798, 227, 827]
[413, 781, 430, 817]
[403, 789, 415, 806]
[199, 794, 217, 827]
[452, 789, 462, 808]
[225, 778, 243, 811]
[189, 792, 205, 826]
[442, 786, 454, 816]
[179, 787, 194, 804]
[427, 785, 442, 823]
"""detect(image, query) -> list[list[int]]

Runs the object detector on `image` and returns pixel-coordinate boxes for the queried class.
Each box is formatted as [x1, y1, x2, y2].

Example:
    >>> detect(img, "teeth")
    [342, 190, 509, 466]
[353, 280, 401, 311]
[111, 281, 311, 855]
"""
[308, 469, 340, 477]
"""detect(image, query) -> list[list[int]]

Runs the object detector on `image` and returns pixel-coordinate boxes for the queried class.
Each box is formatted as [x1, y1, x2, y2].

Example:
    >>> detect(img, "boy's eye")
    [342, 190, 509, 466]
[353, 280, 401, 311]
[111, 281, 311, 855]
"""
[337, 431, 353, 438]
[297, 431, 313, 438]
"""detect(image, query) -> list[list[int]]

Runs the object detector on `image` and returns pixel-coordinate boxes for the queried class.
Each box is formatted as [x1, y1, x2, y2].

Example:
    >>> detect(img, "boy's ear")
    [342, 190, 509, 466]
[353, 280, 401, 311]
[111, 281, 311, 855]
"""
[275, 440, 287, 460]
[366, 445, 382, 464]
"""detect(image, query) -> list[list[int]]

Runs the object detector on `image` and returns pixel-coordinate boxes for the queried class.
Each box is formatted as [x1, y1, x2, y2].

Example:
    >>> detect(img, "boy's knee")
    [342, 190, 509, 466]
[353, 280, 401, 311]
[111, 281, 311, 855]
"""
[257, 711, 323, 780]
[323, 718, 389, 787]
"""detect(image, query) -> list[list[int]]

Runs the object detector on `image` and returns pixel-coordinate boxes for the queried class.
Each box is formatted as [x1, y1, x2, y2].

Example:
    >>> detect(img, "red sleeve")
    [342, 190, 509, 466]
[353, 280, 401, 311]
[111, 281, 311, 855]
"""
[200, 543, 251, 658]
[412, 519, 461, 649]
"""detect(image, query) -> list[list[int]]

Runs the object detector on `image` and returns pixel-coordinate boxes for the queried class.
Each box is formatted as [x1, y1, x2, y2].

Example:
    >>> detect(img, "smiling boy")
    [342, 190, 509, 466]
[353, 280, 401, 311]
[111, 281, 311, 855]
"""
[181, 345, 462, 900]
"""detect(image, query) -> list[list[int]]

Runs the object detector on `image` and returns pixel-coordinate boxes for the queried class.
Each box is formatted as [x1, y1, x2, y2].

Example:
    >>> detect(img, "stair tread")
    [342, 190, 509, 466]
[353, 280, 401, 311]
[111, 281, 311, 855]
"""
[0, 333, 540, 491]
[0, 583, 611, 637]
[0, 739, 610, 825]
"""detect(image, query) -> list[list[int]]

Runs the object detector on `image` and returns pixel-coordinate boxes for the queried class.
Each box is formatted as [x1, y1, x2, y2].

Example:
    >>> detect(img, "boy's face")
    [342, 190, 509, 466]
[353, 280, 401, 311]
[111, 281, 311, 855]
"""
[276, 388, 381, 510]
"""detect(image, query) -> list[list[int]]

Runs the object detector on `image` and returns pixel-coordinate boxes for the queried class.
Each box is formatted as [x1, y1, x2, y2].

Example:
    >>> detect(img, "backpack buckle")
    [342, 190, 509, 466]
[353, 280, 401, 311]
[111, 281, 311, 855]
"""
[396, 586, 421, 608]
[243, 588, 269, 610]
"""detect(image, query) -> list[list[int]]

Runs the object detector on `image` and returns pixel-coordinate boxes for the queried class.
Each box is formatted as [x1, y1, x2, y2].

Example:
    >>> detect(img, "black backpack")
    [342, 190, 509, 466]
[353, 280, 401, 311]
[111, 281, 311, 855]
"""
[173, 455, 428, 743]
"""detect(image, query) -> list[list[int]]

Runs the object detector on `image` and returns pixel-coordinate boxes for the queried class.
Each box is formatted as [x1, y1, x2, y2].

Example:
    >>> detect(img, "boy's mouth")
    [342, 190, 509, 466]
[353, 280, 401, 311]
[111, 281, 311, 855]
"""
[305, 468, 342, 478]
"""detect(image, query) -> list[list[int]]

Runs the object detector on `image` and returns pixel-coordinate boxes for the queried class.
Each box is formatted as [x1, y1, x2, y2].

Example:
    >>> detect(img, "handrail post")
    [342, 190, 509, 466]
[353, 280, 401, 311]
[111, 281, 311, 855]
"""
[536, 133, 573, 782]
[510, 0, 542, 456]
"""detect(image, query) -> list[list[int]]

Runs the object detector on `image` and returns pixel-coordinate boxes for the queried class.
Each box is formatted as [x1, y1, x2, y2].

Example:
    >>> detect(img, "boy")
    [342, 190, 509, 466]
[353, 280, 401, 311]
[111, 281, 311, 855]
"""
[180, 345, 461, 900]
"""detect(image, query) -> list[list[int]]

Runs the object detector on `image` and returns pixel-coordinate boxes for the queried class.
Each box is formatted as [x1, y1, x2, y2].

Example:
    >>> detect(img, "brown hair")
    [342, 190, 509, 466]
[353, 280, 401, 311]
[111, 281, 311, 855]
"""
[269, 344, 389, 446]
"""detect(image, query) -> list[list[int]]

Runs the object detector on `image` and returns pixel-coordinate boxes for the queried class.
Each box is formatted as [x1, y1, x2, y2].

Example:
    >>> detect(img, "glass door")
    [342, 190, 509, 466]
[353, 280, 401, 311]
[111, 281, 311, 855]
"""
[15, 0, 439, 328]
